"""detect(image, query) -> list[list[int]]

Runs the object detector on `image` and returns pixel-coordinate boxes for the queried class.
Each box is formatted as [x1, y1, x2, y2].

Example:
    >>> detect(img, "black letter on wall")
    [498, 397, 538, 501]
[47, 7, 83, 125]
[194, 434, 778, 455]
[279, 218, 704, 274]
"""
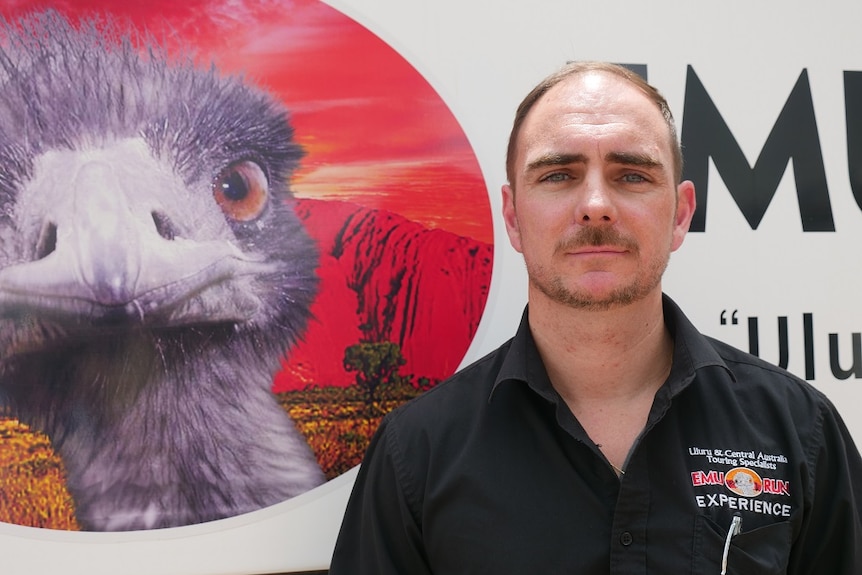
[843, 71, 862, 211]
[681, 67, 833, 232]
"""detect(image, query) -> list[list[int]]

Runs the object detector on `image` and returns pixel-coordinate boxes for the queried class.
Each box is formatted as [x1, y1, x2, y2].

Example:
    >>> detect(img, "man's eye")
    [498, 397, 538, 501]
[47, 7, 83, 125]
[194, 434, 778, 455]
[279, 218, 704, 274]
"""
[621, 173, 647, 183]
[540, 172, 570, 183]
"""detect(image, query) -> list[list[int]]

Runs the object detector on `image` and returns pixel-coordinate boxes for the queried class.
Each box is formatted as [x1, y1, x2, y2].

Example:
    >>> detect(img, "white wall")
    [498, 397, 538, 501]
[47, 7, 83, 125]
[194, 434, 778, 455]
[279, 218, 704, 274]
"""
[4, 0, 861, 572]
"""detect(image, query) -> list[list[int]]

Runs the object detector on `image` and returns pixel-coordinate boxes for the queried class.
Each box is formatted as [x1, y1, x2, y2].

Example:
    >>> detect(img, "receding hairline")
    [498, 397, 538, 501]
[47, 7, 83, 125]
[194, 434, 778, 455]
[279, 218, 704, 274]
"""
[505, 62, 683, 187]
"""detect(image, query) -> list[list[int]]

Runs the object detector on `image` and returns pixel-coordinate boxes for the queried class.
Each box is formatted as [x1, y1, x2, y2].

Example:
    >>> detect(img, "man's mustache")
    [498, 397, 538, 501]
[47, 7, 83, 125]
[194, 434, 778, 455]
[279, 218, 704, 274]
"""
[555, 227, 639, 253]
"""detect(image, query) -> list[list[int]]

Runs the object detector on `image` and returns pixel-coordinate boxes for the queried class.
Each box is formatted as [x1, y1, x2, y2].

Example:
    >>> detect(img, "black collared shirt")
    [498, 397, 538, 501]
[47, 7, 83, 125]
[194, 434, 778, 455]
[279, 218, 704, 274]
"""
[329, 296, 862, 574]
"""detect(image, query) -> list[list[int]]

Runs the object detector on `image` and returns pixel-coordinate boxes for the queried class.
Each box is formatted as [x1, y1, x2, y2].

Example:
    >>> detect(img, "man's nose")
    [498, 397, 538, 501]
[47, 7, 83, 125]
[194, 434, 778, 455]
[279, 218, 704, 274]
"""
[575, 176, 616, 224]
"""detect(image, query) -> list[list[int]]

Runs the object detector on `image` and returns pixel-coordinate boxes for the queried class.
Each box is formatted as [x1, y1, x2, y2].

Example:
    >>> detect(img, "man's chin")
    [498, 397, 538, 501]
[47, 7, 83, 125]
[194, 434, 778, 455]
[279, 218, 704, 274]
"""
[537, 279, 655, 312]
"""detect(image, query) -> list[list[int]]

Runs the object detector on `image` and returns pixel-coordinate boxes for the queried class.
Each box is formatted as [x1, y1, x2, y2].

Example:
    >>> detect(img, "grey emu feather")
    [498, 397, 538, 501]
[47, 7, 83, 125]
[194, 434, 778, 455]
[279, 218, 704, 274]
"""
[0, 11, 325, 530]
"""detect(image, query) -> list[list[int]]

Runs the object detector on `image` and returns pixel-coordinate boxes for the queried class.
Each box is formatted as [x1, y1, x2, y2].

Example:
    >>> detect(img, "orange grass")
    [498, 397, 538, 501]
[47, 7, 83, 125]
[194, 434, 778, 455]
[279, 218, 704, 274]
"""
[0, 385, 418, 529]
[279, 384, 420, 479]
[0, 418, 79, 530]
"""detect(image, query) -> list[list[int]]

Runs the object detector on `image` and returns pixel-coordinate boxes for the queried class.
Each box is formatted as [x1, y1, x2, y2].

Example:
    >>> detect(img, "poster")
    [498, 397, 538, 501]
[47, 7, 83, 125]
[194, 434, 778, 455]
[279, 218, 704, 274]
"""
[0, 0, 491, 571]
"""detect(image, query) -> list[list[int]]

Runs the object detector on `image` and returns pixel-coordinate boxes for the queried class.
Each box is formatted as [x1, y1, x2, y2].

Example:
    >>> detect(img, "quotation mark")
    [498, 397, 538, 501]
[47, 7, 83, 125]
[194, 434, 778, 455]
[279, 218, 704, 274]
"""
[720, 310, 739, 325]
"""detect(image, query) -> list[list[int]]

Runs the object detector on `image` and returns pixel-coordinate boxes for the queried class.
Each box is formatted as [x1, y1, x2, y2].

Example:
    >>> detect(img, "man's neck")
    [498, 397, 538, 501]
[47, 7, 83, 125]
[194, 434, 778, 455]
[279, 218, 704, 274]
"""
[528, 289, 673, 472]
[529, 289, 671, 398]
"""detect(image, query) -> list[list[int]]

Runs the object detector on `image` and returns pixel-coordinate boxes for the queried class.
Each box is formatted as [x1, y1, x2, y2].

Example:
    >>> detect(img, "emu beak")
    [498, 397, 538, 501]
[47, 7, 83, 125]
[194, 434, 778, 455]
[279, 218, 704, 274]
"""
[0, 139, 275, 327]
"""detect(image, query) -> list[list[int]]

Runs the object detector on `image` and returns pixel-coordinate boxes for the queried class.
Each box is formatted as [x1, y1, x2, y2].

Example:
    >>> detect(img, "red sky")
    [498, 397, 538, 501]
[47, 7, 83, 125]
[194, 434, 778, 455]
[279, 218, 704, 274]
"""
[1, 0, 493, 243]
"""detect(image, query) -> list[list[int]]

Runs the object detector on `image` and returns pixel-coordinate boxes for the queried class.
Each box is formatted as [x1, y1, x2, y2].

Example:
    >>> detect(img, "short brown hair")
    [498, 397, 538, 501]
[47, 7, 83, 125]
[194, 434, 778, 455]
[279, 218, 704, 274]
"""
[505, 61, 683, 186]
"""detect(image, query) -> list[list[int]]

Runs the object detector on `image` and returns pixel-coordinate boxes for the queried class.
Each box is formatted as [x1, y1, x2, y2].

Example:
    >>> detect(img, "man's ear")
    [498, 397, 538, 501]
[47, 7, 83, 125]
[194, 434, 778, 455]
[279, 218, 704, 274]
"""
[671, 180, 696, 252]
[502, 184, 523, 253]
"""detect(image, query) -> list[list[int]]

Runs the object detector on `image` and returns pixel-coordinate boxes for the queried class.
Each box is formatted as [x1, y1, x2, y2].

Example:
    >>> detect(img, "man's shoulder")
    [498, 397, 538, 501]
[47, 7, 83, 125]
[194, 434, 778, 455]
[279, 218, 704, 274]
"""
[667, 295, 819, 397]
[701, 334, 833, 411]
[383, 339, 513, 433]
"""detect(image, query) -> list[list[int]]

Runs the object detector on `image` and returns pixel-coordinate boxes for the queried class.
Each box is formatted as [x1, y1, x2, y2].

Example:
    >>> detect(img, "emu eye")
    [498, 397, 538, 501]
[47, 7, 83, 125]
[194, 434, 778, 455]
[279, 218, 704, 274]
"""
[212, 160, 269, 222]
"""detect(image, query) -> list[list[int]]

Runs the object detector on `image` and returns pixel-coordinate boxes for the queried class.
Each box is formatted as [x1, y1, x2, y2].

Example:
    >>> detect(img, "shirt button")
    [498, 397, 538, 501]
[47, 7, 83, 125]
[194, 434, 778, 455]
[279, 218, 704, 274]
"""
[620, 531, 633, 546]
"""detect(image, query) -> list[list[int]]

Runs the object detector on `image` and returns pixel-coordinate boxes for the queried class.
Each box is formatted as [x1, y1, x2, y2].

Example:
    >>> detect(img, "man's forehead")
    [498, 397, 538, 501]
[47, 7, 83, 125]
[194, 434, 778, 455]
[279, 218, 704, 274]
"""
[533, 71, 660, 125]
[517, 72, 671, 163]
[543, 71, 622, 105]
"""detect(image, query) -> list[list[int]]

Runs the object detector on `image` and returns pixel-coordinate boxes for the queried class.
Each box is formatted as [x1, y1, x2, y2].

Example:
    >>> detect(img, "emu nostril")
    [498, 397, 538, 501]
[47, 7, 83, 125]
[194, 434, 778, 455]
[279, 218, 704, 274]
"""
[152, 211, 178, 240]
[36, 221, 57, 259]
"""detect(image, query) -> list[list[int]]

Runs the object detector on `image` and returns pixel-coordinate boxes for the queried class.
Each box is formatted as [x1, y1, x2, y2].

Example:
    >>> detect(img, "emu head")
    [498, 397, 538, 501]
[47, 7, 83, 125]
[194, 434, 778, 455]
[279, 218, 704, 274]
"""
[0, 12, 319, 424]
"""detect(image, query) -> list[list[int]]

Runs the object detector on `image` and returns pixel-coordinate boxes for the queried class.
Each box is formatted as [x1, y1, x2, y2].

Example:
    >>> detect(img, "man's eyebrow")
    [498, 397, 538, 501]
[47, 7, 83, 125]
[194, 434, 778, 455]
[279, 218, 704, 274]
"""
[525, 152, 664, 174]
[606, 151, 663, 169]
[525, 153, 587, 173]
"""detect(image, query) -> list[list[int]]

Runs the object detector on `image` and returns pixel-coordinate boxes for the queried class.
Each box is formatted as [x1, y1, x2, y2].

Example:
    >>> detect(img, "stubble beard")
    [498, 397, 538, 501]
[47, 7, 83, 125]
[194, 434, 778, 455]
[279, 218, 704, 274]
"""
[526, 226, 671, 312]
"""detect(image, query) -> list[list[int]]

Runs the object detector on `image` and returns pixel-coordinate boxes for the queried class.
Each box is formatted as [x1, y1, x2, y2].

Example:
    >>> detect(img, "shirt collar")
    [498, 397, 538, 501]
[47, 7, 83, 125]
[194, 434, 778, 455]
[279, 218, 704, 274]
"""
[489, 294, 734, 402]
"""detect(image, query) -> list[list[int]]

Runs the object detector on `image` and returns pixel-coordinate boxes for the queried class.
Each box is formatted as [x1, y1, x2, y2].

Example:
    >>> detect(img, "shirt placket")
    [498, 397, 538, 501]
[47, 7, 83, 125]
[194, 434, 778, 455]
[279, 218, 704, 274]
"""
[609, 450, 650, 574]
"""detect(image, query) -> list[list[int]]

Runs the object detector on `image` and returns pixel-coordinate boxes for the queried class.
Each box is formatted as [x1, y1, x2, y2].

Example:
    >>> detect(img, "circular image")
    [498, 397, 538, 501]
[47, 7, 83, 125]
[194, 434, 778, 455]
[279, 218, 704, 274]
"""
[0, 1, 492, 531]
[725, 467, 763, 497]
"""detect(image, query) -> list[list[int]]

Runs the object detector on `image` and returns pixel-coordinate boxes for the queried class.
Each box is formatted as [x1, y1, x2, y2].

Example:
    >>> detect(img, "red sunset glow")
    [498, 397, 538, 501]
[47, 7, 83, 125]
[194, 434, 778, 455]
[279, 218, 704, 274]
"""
[1, 0, 493, 243]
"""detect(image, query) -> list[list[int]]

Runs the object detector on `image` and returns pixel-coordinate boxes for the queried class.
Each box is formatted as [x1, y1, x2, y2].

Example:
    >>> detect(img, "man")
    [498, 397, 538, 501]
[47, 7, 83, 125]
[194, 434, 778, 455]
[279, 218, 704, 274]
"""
[328, 61, 862, 574]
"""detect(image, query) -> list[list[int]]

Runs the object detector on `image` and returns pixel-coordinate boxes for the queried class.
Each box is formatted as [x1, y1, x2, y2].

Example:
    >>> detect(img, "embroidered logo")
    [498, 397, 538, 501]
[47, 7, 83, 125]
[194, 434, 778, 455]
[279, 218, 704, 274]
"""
[688, 446, 794, 518]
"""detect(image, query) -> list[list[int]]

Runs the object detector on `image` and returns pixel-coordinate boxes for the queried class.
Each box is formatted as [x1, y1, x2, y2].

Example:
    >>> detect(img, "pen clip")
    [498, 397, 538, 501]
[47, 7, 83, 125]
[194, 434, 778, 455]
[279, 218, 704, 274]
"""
[720, 514, 742, 575]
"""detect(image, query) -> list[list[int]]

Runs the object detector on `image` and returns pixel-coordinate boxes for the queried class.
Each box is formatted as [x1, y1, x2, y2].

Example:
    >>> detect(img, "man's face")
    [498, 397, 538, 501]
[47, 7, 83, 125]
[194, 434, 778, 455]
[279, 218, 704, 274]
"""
[502, 71, 695, 311]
